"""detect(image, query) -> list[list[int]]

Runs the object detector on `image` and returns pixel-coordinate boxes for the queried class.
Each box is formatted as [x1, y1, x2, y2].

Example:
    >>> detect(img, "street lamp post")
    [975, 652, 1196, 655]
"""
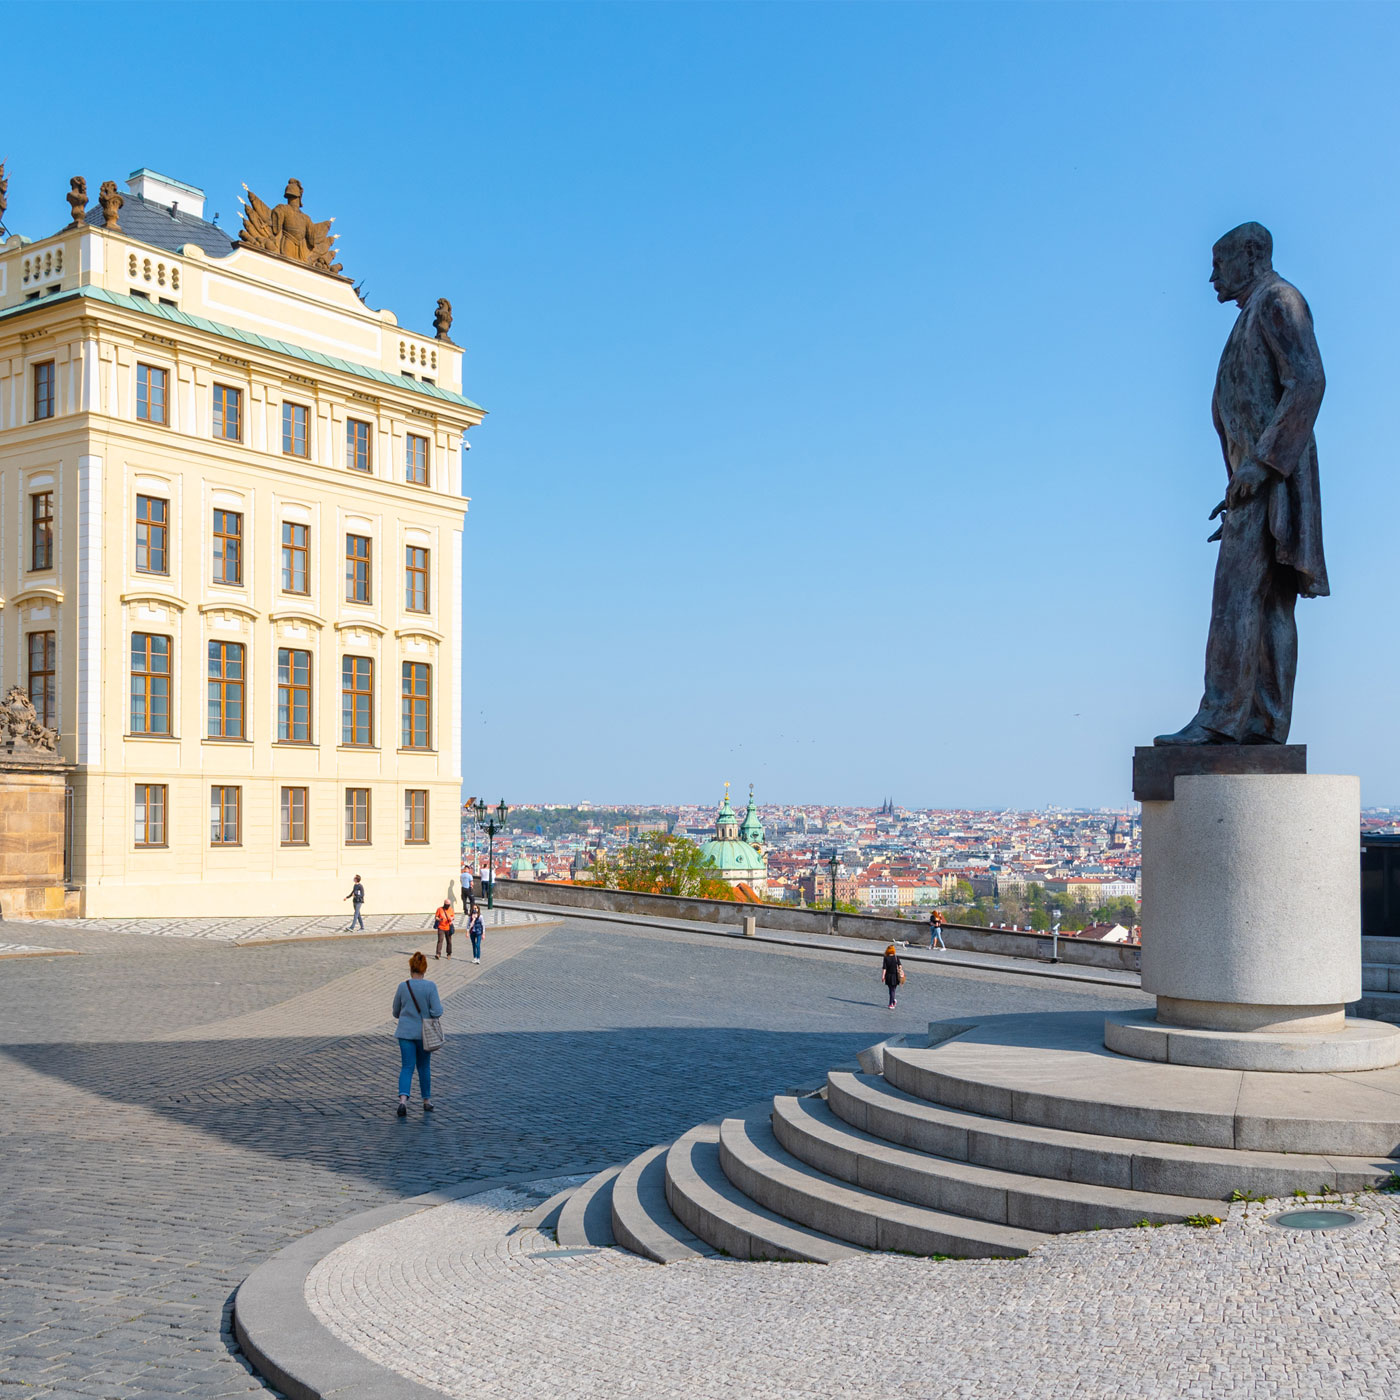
[1051, 906, 1062, 964]
[472, 798, 510, 910]
[828, 852, 840, 915]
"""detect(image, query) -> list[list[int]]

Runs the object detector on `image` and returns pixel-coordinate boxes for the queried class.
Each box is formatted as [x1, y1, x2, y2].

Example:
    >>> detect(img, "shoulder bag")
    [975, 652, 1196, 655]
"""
[404, 979, 445, 1053]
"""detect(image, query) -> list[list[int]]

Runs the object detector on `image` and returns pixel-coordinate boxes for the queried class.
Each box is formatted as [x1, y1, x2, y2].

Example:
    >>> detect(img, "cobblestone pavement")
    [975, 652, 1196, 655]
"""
[0, 913, 1148, 1397]
[0, 943, 78, 958]
[23, 906, 551, 944]
[309, 1183, 1400, 1400]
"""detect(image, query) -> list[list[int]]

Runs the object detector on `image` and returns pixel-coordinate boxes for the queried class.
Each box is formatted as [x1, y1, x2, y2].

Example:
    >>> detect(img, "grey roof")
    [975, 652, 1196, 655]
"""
[84, 194, 235, 259]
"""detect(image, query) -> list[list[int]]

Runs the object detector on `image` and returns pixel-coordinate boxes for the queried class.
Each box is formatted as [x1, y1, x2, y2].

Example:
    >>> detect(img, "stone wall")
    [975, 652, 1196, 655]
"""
[0, 760, 78, 918]
[490, 879, 1141, 973]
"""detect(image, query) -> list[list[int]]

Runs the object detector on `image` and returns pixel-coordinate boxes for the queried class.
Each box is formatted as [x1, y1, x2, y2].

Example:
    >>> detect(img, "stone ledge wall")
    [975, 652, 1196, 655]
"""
[0, 762, 78, 919]
[491, 878, 1141, 973]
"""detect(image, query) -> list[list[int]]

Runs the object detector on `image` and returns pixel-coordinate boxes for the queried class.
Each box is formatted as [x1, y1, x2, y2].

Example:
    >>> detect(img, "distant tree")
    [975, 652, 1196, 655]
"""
[593, 833, 734, 900]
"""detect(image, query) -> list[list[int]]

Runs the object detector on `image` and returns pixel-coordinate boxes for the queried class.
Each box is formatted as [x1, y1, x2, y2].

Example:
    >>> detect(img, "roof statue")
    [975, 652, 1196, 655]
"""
[238, 177, 343, 277]
[434, 298, 454, 342]
[1, 686, 58, 754]
[0, 160, 8, 236]
[97, 180, 124, 233]
[66, 175, 87, 229]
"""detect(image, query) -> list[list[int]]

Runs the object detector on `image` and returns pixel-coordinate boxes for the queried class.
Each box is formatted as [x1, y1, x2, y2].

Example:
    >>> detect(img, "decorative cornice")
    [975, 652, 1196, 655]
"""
[9, 586, 65, 606]
[198, 601, 260, 622]
[394, 625, 444, 644]
[334, 618, 386, 636]
[268, 610, 324, 629]
[119, 590, 187, 612]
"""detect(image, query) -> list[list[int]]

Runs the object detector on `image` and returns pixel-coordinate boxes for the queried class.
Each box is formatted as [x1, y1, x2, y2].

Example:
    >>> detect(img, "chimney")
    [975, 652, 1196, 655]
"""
[125, 169, 205, 220]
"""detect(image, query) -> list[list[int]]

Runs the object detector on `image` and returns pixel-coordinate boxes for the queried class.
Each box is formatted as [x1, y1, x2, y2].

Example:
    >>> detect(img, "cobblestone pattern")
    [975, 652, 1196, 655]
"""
[310, 1184, 1400, 1400]
[0, 914, 1146, 1397]
[24, 907, 549, 944]
[0, 943, 77, 958]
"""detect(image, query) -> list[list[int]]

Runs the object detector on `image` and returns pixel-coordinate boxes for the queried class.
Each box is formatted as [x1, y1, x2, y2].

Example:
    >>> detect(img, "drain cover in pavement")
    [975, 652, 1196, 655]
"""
[1267, 1209, 1364, 1232]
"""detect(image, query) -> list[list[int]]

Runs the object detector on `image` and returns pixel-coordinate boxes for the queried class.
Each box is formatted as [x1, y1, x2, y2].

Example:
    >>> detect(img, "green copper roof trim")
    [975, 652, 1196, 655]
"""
[0, 285, 485, 413]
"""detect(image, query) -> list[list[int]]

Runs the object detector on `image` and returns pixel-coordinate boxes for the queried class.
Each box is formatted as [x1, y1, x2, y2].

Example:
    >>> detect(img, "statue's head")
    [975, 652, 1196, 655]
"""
[1211, 222, 1273, 305]
[285, 178, 304, 205]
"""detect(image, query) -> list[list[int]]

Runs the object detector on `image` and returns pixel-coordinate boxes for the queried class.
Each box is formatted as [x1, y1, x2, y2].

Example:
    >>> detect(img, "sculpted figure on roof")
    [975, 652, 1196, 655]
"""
[0, 161, 8, 236]
[98, 180, 124, 233]
[434, 298, 454, 342]
[66, 176, 87, 229]
[238, 177, 342, 276]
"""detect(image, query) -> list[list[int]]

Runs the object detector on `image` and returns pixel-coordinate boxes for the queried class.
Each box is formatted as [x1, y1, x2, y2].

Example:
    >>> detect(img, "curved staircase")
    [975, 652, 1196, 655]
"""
[550, 1012, 1400, 1264]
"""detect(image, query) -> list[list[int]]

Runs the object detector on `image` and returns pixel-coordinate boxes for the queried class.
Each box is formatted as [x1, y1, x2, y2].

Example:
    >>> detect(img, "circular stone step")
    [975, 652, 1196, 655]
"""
[1104, 1010, 1400, 1072]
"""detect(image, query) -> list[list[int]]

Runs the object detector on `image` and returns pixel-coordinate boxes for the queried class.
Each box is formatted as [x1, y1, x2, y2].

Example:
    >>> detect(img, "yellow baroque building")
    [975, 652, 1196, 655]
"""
[0, 169, 483, 917]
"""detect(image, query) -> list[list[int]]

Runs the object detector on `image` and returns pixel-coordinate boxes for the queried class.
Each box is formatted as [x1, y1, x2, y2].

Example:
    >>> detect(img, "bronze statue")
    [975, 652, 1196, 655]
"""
[0, 161, 8, 236]
[66, 176, 87, 228]
[238, 178, 342, 275]
[434, 298, 454, 342]
[98, 180, 124, 232]
[0, 686, 58, 753]
[1156, 223, 1327, 747]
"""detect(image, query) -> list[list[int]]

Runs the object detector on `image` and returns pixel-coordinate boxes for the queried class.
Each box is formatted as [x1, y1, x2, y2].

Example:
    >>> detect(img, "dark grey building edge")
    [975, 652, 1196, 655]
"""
[1132, 744, 1307, 802]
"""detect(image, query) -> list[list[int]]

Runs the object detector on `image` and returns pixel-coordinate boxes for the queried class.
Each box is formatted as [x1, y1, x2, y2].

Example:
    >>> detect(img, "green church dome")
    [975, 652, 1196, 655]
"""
[699, 838, 766, 873]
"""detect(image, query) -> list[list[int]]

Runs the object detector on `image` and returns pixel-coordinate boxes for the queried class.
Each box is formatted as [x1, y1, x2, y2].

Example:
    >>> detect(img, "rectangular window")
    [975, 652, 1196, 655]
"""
[404, 546, 429, 613]
[346, 418, 372, 472]
[207, 641, 246, 738]
[405, 433, 429, 486]
[137, 364, 168, 424]
[277, 648, 312, 743]
[345, 534, 371, 604]
[33, 361, 55, 421]
[130, 633, 172, 735]
[134, 784, 167, 848]
[135, 495, 168, 575]
[210, 786, 241, 845]
[345, 788, 371, 844]
[282, 401, 309, 457]
[27, 631, 56, 730]
[30, 492, 54, 571]
[281, 787, 308, 846]
[282, 522, 309, 594]
[401, 661, 431, 749]
[212, 509, 243, 586]
[341, 655, 374, 746]
[213, 384, 242, 442]
[404, 790, 429, 844]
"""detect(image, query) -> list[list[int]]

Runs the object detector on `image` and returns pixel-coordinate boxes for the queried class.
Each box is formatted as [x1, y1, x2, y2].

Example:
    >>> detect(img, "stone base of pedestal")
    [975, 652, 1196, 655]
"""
[0, 751, 75, 920]
[1105, 1008, 1400, 1072]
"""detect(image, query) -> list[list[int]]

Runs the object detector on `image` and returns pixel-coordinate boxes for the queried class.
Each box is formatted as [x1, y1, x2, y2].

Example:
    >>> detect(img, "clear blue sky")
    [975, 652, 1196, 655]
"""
[9, 2, 1400, 808]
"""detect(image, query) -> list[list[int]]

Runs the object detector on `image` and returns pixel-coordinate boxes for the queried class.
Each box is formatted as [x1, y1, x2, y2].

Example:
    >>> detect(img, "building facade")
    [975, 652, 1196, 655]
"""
[698, 784, 768, 892]
[0, 168, 482, 916]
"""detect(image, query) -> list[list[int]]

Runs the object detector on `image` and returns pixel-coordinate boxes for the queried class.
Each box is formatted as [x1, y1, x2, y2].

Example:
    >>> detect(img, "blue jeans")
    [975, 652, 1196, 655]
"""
[470, 931, 482, 959]
[349, 904, 365, 931]
[398, 1037, 431, 1098]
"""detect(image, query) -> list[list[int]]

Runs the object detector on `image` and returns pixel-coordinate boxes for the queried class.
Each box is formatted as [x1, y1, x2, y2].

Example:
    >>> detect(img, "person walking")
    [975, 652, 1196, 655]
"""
[393, 951, 442, 1117]
[880, 944, 904, 1010]
[344, 874, 366, 932]
[432, 900, 455, 960]
[928, 909, 947, 951]
[467, 905, 484, 964]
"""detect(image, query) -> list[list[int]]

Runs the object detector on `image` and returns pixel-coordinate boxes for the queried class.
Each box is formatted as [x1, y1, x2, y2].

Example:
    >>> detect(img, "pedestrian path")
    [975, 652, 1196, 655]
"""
[498, 898, 1141, 989]
[292, 1176, 1400, 1400]
[19, 907, 554, 946]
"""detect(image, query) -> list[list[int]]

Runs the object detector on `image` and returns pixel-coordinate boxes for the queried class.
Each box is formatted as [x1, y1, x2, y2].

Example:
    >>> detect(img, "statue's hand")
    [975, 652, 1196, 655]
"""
[1225, 458, 1272, 510]
[1206, 523, 1224, 543]
[1208, 499, 1228, 521]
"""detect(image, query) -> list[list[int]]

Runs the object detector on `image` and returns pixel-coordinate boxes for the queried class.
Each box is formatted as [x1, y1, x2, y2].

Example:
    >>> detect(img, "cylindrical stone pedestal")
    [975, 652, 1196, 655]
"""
[1139, 773, 1360, 1029]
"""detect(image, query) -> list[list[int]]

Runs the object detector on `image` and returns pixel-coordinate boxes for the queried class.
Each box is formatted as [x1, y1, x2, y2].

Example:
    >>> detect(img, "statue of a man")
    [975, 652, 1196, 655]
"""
[270, 179, 317, 262]
[1156, 223, 1327, 746]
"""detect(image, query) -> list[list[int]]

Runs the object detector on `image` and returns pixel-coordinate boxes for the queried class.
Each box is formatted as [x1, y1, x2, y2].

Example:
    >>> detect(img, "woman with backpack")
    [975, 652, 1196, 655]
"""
[467, 905, 485, 964]
[880, 943, 905, 1010]
[392, 951, 443, 1117]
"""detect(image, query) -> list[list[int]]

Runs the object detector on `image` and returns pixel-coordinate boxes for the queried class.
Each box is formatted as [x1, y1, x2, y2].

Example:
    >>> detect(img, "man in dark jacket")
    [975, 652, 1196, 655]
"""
[1156, 222, 1327, 747]
[344, 875, 365, 931]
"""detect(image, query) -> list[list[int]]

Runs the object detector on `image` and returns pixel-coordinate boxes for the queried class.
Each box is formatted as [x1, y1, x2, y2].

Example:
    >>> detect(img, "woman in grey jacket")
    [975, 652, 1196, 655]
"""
[392, 951, 443, 1117]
